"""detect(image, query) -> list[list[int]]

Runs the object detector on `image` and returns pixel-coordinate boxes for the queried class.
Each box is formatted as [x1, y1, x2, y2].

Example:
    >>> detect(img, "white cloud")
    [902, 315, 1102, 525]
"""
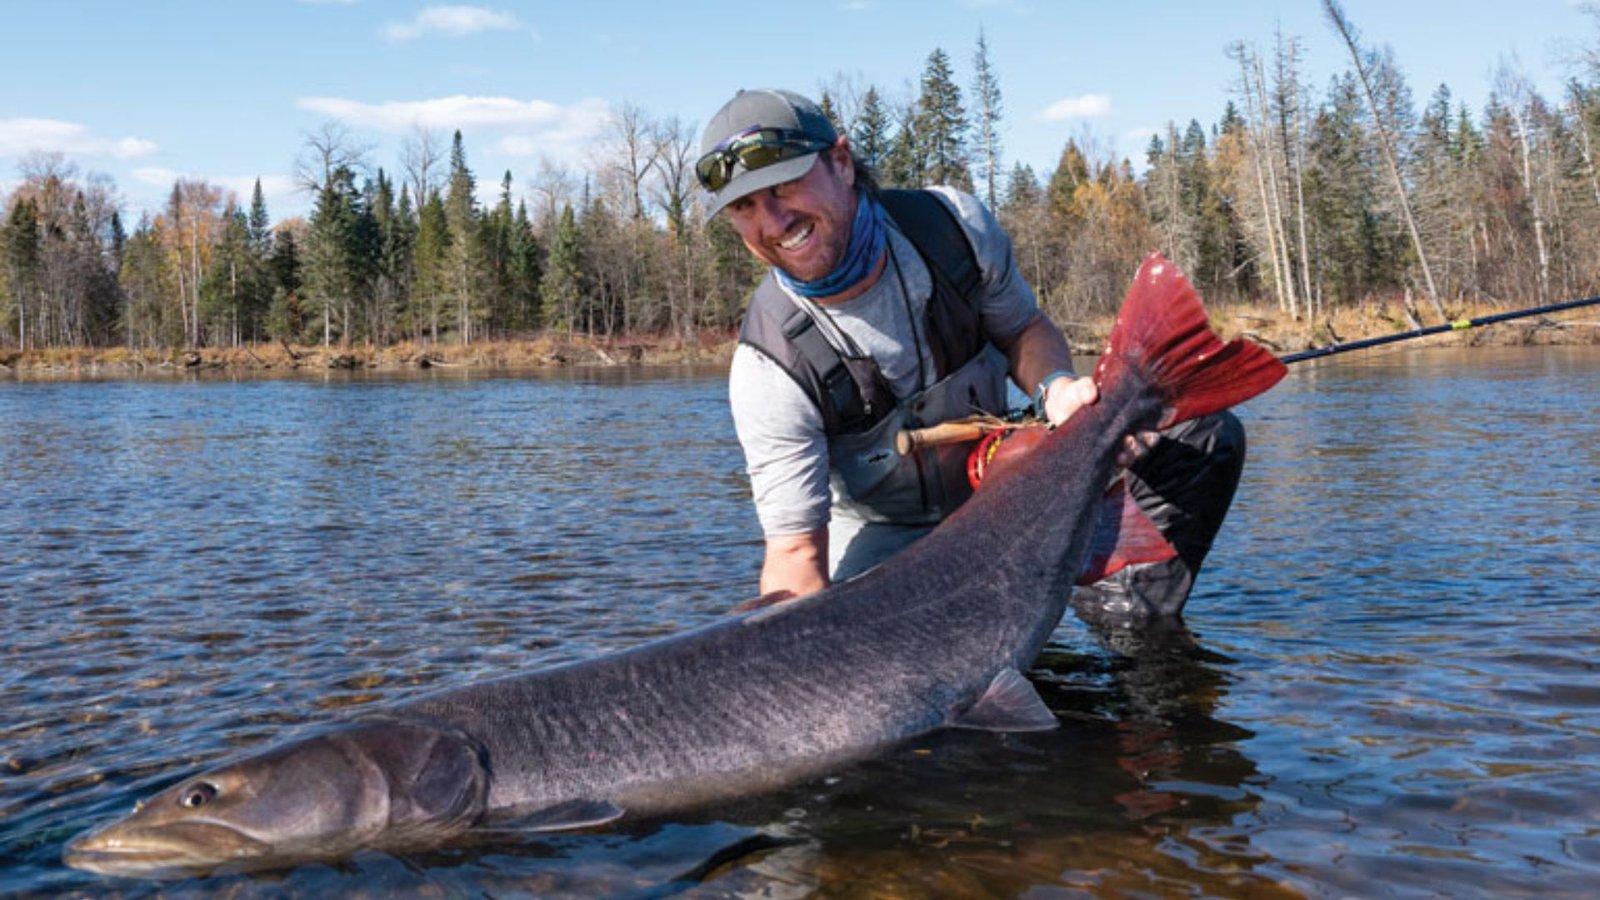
[0, 118, 159, 160]
[298, 93, 609, 134]
[382, 5, 523, 42]
[1038, 94, 1113, 122]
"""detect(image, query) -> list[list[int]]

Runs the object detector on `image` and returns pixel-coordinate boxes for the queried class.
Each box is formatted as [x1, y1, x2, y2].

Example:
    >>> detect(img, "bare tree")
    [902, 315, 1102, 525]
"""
[1323, 0, 1444, 319]
[1495, 60, 1554, 304]
[650, 116, 701, 341]
[607, 102, 659, 223]
[1229, 42, 1299, 317]
[817, 70, 872, 135]
[400, 125, 444, 212]
[529, 158, 579, 237]
[294, 121, 372, 195]
[1274, 29, 1316, 315]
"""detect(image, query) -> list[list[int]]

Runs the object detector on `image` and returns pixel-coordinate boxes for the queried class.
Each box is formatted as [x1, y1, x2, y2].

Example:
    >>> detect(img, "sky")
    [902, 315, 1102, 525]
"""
[2, 0, 1593, 223]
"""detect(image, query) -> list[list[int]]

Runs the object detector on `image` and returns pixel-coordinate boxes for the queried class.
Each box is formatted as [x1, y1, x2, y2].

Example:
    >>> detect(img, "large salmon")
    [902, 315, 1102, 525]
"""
[64, 254, 1286, 877]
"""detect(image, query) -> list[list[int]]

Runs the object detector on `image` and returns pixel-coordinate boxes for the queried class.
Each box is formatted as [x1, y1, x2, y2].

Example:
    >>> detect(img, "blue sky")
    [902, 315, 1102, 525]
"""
[2, 1, 1592, 222]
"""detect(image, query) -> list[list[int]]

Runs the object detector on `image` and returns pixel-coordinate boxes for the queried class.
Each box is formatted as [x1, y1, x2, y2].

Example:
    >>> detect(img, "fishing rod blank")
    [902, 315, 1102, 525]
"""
[1279, 293, 1600, 364]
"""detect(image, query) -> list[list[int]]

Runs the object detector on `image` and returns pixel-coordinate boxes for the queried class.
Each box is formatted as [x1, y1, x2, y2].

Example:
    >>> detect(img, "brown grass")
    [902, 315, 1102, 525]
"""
[2, 305, 1594, 376]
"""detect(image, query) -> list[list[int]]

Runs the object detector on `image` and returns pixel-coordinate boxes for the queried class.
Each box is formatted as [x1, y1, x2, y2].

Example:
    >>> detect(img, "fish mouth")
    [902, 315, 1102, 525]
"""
[63, 820, 271, 878]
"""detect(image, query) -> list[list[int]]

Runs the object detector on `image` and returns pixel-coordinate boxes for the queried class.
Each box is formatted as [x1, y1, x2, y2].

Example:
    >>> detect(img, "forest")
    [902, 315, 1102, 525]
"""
[4, 3, 1599, 354]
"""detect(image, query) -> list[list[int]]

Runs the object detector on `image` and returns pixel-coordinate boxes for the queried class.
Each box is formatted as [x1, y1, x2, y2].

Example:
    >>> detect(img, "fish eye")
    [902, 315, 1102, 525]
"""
[178, 782, 218, 809]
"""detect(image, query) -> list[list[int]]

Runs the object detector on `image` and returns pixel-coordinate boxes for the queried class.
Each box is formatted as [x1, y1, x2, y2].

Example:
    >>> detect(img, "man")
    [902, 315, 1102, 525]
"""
[699, 88, 1245, 619]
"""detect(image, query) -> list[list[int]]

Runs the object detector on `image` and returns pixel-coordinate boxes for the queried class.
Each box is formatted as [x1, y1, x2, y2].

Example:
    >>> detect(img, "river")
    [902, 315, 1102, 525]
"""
[2, 346, 1597, 896]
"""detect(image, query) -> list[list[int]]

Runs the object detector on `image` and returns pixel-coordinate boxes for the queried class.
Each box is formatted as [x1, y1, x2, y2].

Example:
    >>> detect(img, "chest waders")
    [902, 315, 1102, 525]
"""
[738, 190, 1011, 566]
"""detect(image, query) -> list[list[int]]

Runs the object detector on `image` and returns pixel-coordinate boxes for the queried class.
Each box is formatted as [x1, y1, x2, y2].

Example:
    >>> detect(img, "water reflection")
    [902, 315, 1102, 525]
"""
[3, 349, 1600, 895]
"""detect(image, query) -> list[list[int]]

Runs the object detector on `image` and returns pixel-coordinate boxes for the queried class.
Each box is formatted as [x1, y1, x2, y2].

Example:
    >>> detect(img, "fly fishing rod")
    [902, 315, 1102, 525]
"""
[1279, 293, 1600, 363]
[897, 292, 1600, 453]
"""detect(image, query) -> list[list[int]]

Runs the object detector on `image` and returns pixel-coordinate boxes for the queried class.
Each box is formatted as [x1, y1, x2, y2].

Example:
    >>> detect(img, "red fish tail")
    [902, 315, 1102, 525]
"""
[1096, 254, 1286, 428]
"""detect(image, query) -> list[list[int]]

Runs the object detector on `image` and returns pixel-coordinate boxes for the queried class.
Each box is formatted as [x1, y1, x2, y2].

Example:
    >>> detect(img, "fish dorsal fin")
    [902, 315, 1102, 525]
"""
[951, 668, 1058, 732]
[517, 799, 626, 833]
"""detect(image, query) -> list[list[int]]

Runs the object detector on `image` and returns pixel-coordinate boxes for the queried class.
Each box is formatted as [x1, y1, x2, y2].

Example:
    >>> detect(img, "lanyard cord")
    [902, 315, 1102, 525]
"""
[886, 238, 928, 396]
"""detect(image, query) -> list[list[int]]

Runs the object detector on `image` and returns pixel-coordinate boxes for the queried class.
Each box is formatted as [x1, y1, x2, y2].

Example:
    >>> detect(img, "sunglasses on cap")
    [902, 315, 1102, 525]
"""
[695, 127, 834, 193]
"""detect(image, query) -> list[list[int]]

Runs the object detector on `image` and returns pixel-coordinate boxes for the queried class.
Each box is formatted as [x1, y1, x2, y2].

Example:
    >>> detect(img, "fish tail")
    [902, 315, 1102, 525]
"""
[1096, 253, 1287, 429]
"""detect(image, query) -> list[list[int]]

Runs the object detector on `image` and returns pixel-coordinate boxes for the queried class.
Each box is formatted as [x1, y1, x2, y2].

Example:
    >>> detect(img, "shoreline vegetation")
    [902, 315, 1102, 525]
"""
[11, 17, 1600, 380]
[4, 300, 1596, 378]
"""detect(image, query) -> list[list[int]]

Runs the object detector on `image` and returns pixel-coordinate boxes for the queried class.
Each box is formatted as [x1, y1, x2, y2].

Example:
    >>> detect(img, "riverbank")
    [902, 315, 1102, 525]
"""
[2, 300, 1596, 376]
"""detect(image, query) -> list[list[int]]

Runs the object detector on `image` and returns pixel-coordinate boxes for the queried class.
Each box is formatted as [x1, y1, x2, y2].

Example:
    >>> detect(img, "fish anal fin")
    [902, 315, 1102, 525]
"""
[951, 668, 1058, 732]
[1076, 477, 1178, 586]
[515, 798, 626, 833]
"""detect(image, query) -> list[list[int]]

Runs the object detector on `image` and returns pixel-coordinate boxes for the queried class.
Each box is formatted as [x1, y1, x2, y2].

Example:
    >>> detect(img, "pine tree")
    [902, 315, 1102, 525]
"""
[303, 166, 375, 346]
[915, 48, 972, 189]
[199, 202, 251, 345]
[882, 94, 923, 189]
[247, 180, 272, 257]
[540, 203, 585, 335]
[1, 197, 42, 349]
[444, 130, 486, 343]
[509, 199, 542, 331]
[852, 87, 892, 172]
[120, 214, 179, 349]
[267, 227, 304, 342]
[971, 29, 1004, 209]
[412, 192, 452, 343]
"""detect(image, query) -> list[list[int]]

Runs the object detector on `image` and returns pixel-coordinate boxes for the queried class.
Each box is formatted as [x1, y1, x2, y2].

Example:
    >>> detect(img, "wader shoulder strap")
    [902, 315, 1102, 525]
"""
[740, 272, 895, 435]
[877, 189, 985, 377]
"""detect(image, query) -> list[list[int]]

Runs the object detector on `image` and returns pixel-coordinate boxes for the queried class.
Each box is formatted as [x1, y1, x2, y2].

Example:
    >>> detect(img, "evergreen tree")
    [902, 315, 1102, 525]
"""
[481, 170, 517, 340]
[971, 29, 1004, 208]
[509, 199, 542, 331]
[267, 227, 305, 342]
[882, 95, 923, 189]
[444, 130, 487, 342]
[199, 202, 252, 345]
[852, 86, 892, 172]
[303, 165, 375, 346]
[370, 168, 414, 345]
[247, 179, 272, 257]
[540, 203, 585, 334]
[1, 197, 42, 349]
[411, 192, 450, 343]
[915, 48, 972, 189]
[120, 214, 179, 349]
[1305, 72, 1396, 305]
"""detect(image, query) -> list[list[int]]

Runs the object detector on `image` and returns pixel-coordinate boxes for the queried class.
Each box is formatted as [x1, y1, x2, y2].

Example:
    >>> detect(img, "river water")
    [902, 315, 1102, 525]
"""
[2, 347, 1597, 897]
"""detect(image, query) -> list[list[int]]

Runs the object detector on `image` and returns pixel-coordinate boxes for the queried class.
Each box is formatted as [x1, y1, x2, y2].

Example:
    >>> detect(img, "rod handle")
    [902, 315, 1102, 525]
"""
[895, 421, 991, 455]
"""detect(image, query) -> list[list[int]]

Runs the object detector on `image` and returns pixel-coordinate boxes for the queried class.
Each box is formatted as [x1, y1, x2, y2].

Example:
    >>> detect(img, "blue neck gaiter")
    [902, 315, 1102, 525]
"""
[776, 191, 886, 299]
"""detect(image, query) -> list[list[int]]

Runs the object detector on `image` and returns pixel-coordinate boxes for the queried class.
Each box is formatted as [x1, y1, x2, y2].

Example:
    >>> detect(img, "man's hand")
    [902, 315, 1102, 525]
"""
[1042, 376, 1161, 469]
[759, 529, 829, 600]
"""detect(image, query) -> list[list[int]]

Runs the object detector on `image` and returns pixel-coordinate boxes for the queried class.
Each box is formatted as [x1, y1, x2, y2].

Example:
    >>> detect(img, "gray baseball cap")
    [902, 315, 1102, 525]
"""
[699, 88, 838, 217]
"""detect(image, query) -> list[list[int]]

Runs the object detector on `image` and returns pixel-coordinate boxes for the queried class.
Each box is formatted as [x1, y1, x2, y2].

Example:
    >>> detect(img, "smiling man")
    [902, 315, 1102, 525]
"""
[701, 88, 1245, 620]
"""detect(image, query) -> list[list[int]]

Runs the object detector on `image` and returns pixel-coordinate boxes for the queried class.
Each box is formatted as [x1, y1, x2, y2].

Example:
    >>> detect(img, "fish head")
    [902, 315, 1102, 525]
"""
[63, 718, 489, 878]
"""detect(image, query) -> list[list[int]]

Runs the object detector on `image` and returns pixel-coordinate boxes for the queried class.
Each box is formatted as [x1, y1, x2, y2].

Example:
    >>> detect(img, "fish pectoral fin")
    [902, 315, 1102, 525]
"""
[950, 667, 1059, 732]
[514, 798, 626, 833]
